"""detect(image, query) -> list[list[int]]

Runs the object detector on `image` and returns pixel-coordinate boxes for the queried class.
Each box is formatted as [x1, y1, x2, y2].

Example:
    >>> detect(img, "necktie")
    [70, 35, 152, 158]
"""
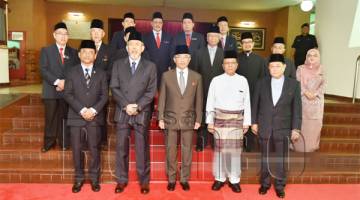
[156, 32, 161, 48]
[131, 61, 136, 75]
[85, 68, 91, 86]
[179, 71, 185, 95]
[186, 34, 191, 47]
[221, 37, 225, 48]
[59, 47, 64, 64]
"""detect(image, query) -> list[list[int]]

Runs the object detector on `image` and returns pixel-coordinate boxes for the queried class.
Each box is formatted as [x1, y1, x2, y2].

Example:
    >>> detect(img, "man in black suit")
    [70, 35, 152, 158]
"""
[114, 26, 151, 61]
[64, 40, 108, 193]
[251, 54, 301, 198]
[39, 22, 79, 152]
[171, 12, 206, 69]
[110, 12, 136, 50]
[291, 23, 318, 67]
[90, 19, 116, 148]
[193, 25, 224, 151]
[237, 32, 267, 152]
[217, 16, 238, 52]
[143, 12, 173, 88]
[265, 37, 296, 78]
[110, 31, 157, 195]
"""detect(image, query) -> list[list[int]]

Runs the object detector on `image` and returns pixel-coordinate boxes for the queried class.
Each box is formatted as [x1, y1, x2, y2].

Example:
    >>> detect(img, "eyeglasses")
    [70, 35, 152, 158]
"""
[175, 55, 191, 59]
[223, 62, 237, 65]
[55, 32, 69, 36]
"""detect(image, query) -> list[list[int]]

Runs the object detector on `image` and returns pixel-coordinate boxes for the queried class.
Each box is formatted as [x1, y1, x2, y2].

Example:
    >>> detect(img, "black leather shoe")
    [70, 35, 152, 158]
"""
[276, 189, 285, 198]
[41, 144, 54, 153]
[167, 182, 176, 191]
[72, 181, 84, 193]
[211, 181, 225, 191]
[228, 182, 241, 193]
[140, 184, 149, 194]
[195, 145, 204, 152]
[259, 186, 269, 195]
[115, 183, 127, 193]
[91, 181, 101, 192]
[180, 182, 190, 191]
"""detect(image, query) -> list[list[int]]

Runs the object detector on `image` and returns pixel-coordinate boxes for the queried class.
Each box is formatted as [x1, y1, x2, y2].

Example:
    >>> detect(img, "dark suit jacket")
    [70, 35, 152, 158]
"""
[110, 57, 157, 126]
[218, 34, 238, 52]
[158, 69, 203, 130]
[251, 77, 302, 139]
[171, 31, 206, 69]
[110, 31, 126, 50]
[265, 57, 296, 79]
[64, 65, 109, 127]
[193, 46, 224, 112]
[94, 43, 116, 81]
[143, 31, 173, 86]
[40, 44, 79, 99]
[237, 52, 267, 97]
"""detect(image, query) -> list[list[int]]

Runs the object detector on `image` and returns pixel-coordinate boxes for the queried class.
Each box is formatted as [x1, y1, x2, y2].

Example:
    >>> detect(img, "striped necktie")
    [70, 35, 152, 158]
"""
[85, 68, 91, 86]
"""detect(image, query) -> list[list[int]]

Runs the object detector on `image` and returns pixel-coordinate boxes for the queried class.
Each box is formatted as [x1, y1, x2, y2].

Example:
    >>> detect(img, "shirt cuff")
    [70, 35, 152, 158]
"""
[54, 79, 60, 86]
[79, 107, 87, 115]
[90, 107, 97, 115]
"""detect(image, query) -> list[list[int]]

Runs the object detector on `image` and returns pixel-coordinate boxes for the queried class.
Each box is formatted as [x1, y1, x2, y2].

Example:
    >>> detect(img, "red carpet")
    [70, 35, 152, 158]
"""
[0, 183, 359, 200]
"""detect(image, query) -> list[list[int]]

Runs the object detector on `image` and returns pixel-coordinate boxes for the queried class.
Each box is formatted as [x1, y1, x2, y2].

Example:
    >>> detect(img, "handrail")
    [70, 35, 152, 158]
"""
[352, 55, 360, 104]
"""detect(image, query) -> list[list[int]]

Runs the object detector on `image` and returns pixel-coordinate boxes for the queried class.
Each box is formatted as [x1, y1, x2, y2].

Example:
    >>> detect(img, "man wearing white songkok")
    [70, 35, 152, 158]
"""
[206, 50, 251, 193]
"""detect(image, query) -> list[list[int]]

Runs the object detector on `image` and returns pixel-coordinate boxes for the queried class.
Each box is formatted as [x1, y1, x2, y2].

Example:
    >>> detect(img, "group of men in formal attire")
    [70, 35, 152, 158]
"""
[40, 10, 307, 198]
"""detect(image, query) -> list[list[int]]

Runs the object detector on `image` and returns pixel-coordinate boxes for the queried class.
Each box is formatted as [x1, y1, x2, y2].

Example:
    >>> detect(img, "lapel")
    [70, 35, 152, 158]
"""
[213, 47, 222, 67]
[149, 32, 158, 49]
[267, 77, 274, 106]
[123, 58, 132, 81]
[171, 69, 183, 96]
[96, 44, 104, 62]
[183, 69, 192, 96]
[275, 77, 288, 106]
[64, 46, 72, 66]
[87, 67, 98, 88]
[77, 65, 88, 88]
[52, 44, 63, 67]
[204, 47, 212, 67]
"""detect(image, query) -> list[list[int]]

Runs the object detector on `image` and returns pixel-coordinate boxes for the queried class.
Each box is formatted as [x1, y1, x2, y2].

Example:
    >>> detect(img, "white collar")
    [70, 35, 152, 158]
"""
[176, 67, 188, 74]
[271, 75, 285, 82]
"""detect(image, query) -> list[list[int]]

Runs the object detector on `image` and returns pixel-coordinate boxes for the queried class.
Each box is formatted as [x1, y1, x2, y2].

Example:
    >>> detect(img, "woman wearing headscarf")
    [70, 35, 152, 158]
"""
[293, 49, 325, 152]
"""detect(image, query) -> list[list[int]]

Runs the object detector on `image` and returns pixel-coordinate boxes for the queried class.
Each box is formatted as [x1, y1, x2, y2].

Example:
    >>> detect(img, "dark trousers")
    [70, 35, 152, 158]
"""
[165, 129, 194, 183]
[259, 132, 289, 190]
[196, 125, 214, 148]
[115, 123, 150, 185]
[70, 126, 101, 182]
[43, 99, 69, 148]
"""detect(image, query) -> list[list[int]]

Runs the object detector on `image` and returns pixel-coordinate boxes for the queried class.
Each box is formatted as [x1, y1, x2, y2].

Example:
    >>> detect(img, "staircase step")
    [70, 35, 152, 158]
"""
[324, 102, 360, 113]
[319, 137, 360, 153]
[321, 124, 360, 138]
[324, 113, 360, 124]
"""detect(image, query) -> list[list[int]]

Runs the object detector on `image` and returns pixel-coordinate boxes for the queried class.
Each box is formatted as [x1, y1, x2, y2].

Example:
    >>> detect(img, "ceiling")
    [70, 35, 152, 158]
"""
[46, 0, 305, 11]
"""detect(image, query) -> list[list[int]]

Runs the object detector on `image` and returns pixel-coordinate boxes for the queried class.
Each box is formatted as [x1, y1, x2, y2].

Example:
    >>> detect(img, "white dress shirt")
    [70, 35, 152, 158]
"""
[206, 73, 251, 126]
[207, 45, 217, 66]
[271, 75, 285, 106]
[129, 56, 141, 71]
[176, 67, 188, 90]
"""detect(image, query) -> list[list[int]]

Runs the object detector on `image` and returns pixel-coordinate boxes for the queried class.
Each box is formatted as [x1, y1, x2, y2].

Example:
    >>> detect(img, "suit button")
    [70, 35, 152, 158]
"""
[86, 92, 89, 95]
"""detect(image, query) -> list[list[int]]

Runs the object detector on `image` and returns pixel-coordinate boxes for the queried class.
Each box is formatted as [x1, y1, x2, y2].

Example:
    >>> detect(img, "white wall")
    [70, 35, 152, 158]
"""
[0, 47, 9, 83]
[316, 0, 360, 98]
